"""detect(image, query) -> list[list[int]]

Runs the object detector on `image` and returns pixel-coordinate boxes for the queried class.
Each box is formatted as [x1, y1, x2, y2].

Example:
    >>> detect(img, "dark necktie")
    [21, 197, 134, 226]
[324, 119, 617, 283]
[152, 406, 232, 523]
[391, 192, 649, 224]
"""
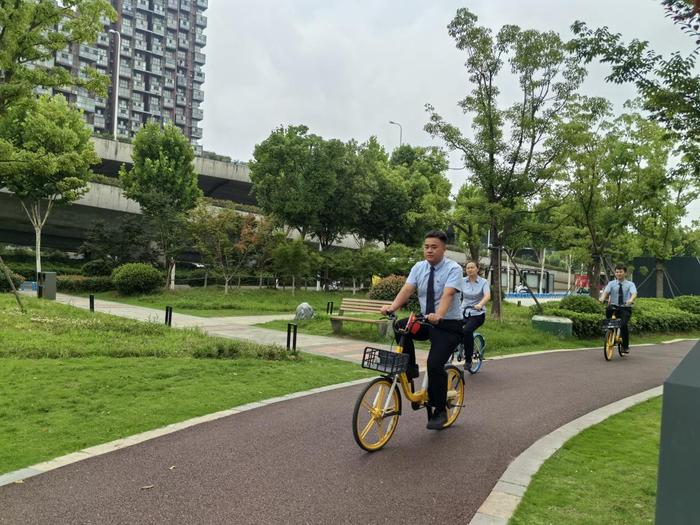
[426, 266, 435, 315]
[618, 281, 624, 305]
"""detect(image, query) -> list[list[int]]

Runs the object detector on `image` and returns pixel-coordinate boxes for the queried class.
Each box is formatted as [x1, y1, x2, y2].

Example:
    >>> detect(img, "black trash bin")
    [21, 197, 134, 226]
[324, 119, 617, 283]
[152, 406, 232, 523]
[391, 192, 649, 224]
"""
[37, 271, 56, 300]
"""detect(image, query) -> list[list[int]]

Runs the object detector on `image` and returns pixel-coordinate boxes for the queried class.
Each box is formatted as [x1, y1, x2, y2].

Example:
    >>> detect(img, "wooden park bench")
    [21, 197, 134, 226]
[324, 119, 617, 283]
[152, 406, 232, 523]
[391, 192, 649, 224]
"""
[329, 298, 393, 337]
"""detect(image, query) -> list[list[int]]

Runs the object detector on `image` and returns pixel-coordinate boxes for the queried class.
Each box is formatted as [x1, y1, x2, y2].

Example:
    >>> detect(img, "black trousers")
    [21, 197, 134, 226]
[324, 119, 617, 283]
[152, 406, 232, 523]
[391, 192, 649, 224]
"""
[394, 318, 463, 413]
[605, 306, 632, 349]
[462, 314, 486, 356]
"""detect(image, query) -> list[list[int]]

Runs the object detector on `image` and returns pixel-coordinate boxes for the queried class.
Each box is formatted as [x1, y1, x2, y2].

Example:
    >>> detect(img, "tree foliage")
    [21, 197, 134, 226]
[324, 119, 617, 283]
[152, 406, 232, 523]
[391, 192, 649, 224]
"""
[0, 94, 98, 274]
[0, 0, 116, 115]
[425, 8, 584, 319]
[119, 122, 202, 286]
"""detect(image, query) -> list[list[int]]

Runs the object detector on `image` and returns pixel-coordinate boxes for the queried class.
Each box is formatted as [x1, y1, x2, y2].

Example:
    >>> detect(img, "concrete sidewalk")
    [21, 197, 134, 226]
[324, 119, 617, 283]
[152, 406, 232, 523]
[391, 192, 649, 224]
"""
[52, 293, 430, 368]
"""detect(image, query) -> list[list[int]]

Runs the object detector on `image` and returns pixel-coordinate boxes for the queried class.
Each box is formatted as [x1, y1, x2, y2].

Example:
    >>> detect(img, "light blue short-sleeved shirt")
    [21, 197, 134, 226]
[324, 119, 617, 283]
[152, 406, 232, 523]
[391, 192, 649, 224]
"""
[604, 279, 637, 306]
[406, 257, 463, 320]
[461, 276, 490, 317]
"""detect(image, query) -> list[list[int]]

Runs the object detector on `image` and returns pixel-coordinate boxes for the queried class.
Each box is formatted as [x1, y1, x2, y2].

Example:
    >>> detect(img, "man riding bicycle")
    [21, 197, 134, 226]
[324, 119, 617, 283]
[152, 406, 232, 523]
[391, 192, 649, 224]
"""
[380, 230, 463, 430]
[600, 264, 637, 354]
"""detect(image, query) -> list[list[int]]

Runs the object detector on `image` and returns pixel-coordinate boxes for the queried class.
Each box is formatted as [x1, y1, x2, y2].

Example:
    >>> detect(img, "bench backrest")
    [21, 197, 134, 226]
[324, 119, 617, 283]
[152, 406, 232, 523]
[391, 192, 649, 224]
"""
[338, 298, 392, 314]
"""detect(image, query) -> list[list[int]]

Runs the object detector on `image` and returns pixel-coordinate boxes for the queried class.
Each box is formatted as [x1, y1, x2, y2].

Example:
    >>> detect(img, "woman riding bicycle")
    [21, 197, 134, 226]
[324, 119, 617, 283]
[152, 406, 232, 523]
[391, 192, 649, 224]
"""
[461, 261, 491, 370]
[600, 264, 637, 354]
[380, 230, 463, 430]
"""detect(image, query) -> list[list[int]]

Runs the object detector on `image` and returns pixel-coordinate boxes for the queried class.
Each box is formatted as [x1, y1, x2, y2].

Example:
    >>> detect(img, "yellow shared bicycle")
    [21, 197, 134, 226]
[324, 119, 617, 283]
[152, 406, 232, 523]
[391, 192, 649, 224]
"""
[352, 313, 465, 452]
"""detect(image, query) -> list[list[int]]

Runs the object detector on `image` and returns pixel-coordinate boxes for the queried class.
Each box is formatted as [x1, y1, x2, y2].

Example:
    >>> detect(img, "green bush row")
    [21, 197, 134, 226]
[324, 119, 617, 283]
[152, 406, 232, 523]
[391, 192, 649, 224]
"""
[535, 297, 700, 338]
[0, 271, 26, 293]
[57, 275, 114, 293]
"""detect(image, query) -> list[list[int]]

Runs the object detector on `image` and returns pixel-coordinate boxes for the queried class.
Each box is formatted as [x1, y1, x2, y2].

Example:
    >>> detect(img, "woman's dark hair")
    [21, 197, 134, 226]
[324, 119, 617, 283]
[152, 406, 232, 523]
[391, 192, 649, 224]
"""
[424, 230, 448, 244]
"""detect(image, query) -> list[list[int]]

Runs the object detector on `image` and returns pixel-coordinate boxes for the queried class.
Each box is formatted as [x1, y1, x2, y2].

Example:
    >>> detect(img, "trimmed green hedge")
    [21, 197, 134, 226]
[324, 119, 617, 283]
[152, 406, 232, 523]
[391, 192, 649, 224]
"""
[535, 297, 700, 338]
[671, 295, 700, 316]
[57, 275, 114, 293]
[112, 263, 162, 295]
[368, 274, 420, 313]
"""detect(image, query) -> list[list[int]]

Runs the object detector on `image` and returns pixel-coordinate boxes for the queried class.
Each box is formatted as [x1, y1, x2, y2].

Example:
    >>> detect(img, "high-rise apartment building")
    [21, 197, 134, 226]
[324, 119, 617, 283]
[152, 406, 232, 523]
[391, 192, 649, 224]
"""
[52, 0, 207, 152]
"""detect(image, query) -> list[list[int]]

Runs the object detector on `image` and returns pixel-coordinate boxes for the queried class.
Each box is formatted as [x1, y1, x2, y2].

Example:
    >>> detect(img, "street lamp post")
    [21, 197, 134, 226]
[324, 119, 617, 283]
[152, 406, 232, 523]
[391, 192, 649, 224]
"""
[108, 29, 121, 140]
[388, 120, 402, 147]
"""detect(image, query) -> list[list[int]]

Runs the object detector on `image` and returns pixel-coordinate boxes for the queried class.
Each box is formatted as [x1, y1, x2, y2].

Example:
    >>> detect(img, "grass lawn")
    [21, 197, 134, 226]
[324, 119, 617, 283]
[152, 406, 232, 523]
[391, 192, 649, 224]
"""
[510, 396, 662, 525]
[0, 295, 372, 475]
[259, 303, 700, 356]
[87, 287, 350, 317]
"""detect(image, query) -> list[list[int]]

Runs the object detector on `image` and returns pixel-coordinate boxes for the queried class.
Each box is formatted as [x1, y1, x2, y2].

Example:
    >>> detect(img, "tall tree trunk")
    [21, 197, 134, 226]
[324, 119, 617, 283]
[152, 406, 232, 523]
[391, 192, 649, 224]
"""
[292, 275, 296, 296]
[655, 260, 665, 298]
[168, 258, 176, 290]
[352, 277, 356, 295]
[590, 256, 602, 299]
[538, 247, 546, 294]
[224, 277, 230, 294]
[34, 225, 42, 278]
[490, 225, 502, 321]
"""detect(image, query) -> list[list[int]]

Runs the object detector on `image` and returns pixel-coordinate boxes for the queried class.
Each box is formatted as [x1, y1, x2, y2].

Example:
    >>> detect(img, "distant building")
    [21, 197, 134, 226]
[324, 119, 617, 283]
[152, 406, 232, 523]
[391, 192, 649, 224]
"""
[44, 0, 207, 152]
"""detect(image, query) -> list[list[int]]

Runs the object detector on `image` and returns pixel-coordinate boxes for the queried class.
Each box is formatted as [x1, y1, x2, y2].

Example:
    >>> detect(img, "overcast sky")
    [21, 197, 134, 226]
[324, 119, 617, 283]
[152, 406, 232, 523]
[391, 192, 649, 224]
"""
[199, 0, 699, 223]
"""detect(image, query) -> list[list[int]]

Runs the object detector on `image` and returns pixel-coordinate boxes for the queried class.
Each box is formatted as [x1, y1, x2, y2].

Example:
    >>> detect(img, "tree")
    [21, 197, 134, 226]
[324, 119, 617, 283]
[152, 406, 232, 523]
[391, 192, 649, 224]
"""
[189, 205, 259, 294]
[271, 240, 320, 295]
[452, 183, 489, 263]
[389, 145, 452, 245]
[571, 6, 700, 172]
[250, 125, 336, 240]
[119, 122, 202, 288]
[0, 0, 115, 115]
[250, 126, 374, 250]
[425, 8, 584, 319]
[0, 94, 98, 275]
[80, 216, 157, 268]
[249, 217, 284, 288]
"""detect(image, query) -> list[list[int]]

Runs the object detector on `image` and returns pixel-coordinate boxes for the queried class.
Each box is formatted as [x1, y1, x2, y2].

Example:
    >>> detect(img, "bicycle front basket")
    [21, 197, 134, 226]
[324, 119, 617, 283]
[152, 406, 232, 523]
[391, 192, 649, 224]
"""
[361, 347, 410, 374]
[602, 318, 622, 331]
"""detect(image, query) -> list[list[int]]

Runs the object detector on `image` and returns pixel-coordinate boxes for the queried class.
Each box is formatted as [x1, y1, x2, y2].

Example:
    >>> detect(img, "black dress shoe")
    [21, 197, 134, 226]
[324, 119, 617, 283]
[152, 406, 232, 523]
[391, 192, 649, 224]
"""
[426, 411, 447, 430]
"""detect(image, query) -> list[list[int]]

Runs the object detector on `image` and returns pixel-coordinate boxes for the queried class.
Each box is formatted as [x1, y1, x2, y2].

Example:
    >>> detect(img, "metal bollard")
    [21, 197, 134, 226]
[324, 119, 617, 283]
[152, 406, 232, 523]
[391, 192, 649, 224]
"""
[326, 301, 334, 314]
[287, 323, 298, 351]
[89, 294, 95, 312]
[165, 306, 173, 327]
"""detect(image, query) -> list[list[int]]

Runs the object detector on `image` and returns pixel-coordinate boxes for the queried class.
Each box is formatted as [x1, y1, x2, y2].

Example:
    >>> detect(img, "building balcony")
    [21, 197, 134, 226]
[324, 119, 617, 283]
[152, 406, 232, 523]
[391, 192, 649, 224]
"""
[152, 24, 165, 36]
[134, 39, 148, 51]
[119, 66, 132, 79]
[97, 32, 110, 46]
[178, 38, 189, 49]
[167, 0, 177, 9]
[135, 19, 148, 30]
[166, 17, 177, 29]
[166, 37, 176, 49]
[192, 89, 204, 101]
[165, 57, 176, 69]
[195, 32, 206, 45]
[180, 0, 191, 11]
[163, 97, 174, 108]
[133, 80, 146, 91]
[193, 70, 204, 83]
[196, 0, 208, 9]
[132, 103, 145, 112]
[194, 52, 205, 64]
[121, 25, 133, 37]
[175, 113, 186, 125]
[180, 19, 190, 30]
[133, 60, 148, 72]
[191, 126, 202, 139]
[93, 115, 106, 128]
[136, 0, 149, 10]
[55, 52, 73, 67]
[151, 45, 164, 55]
[96, 54, 108, 67]
[192, 107, 203, 120]
[176, 94, 187, 106]
[95, 96, 107, 107]
[120, 44, 132, 57]
[164, 77, 175, 88]
[118, 107, 130, 118]
[149, 66, 163, 76]
[195, 13, 207, 27]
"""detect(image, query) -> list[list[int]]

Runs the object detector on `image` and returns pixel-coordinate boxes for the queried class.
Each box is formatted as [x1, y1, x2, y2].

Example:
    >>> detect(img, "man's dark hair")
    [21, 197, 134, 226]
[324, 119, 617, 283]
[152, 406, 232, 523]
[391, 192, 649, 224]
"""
[424, 230, 448, 244]
[615, 264, 627, 272]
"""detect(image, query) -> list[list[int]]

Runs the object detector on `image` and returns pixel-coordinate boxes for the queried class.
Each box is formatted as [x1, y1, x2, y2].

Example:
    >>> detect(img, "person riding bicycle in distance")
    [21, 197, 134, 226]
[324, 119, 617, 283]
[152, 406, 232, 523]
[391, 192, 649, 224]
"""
[380, 230, 464, 430]
[600, 264, 637, 354]
[461, 260, 491, 369]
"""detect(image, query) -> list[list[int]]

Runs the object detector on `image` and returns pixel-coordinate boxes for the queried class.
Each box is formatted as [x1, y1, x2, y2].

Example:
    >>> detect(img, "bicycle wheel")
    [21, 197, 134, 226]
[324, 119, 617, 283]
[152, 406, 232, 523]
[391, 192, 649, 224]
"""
[604, 329, 614, 361]
[352, 377, 401, 452]
[444, 365, 465, 428]
[466, 334, 485, 374]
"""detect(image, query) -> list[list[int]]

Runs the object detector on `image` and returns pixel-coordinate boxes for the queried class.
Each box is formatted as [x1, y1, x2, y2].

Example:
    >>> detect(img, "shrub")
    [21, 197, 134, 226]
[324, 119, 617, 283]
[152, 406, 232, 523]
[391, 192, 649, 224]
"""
[368, 274, 420, 312]
[671, 295, 700, 316]
[559, 294, 604, 314]
[0, 271, 26, 293]
[57, 275, 114, 293]
[81, 259, 114, 276]
[112, 263, 162, 295]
